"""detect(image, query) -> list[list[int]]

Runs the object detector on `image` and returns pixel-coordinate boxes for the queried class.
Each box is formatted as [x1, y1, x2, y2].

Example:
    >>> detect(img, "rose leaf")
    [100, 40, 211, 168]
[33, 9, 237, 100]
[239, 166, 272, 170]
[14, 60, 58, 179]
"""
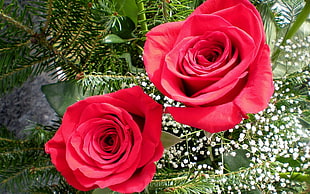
[41, 81, 92, 117]
[223, 149, 251, 172]
[92, 188, 119, 194]
[112, 0, 138, 25]
[161, 131, 184, 149]
[102, 34, 126, 44]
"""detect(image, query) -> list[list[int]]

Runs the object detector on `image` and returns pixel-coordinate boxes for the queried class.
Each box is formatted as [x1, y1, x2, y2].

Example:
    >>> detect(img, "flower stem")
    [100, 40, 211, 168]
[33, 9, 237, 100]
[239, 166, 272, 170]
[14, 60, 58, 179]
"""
[136, 0, 148, 32]
[272, 0, 310, 65]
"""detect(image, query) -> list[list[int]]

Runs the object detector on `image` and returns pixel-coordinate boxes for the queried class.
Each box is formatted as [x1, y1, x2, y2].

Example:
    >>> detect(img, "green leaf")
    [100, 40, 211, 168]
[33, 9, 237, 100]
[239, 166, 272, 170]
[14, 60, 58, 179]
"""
[161, 131, 184, 149]
[102, 34, 126, 44]
[224, 149, 251, 171]
[276, 156, 302, 168]
[272, 0, 310, 62]
[298, 19, 310, 36]
[298, 117, 310, 129]
[272, 62, 304, 78]
[41, 81, 93, 116]
[111, 16, 136, 39]
[257, 3, 277, 53]
[282, 0, 310, 42]
[0, 0, 4, 9]
[119, 53, 144, 73]
[279, 172, 310, 183]
[92, 188, 119, 194]
[113, 0, 138, 25]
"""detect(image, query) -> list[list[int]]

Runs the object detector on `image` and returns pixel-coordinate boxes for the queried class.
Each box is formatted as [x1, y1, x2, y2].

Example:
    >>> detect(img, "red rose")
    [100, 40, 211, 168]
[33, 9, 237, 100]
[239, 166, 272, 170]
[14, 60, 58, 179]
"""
[143, 0, 274, 133]
[45, 86, 164, 193]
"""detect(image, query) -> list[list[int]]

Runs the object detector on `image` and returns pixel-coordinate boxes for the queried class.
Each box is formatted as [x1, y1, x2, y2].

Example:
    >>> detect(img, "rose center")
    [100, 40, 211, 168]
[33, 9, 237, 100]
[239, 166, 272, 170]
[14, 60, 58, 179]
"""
[104, 135, 115, 146]
[202, 50, 220, 63]
[99, 132, 119, 153]
[196, 45, 223, 66]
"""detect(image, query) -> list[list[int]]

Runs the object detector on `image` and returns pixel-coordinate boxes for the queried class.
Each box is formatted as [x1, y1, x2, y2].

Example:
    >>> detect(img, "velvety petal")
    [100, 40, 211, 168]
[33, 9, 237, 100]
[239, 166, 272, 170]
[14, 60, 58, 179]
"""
[234, 45, 274, 113]
[175, 14, 231, 43]
[108, 86, 162, 118]
[191, 0, 265, 53]
[114, 111, 143, 174]
[87, 122, 125, 162]
[106, 86, 163, 170]
[58, 100, 90, 141]
[191, 0, 261, 21]
[213, 3, 264, 51]
[167, 102, 245, 133]
[162, 72, 246, 106]
[77, 102, 123, 125]
[135, 88, 164, 168]
[72, 164, 138, 190]
[143, 22, 184, 94]
[70, 110, 137, 168]
[182, 49, 239, 95]
[45, 134, 93, 191]
[109, 163, 156, 193]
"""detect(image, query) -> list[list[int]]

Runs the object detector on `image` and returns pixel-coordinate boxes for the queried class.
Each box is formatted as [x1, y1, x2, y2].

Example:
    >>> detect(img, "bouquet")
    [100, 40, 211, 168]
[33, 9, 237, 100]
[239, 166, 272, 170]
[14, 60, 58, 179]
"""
[0, 0, 309, 193]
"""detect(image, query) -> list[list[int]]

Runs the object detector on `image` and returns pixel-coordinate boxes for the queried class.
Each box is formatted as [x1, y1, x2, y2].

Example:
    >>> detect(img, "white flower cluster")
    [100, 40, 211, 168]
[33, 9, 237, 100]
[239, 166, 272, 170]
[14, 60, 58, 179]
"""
[273, 36, 310, 77]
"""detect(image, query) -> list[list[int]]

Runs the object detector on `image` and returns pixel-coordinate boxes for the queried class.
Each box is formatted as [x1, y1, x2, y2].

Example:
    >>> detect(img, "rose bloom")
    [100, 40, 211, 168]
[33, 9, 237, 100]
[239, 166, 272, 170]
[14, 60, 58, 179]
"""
[143, 0, 274, 133]
[45, 86, 164, 193]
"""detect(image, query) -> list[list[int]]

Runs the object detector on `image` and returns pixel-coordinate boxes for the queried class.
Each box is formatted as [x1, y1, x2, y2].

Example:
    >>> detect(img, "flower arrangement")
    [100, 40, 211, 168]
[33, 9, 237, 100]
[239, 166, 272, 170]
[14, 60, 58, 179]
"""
[0, 0, 309, 193]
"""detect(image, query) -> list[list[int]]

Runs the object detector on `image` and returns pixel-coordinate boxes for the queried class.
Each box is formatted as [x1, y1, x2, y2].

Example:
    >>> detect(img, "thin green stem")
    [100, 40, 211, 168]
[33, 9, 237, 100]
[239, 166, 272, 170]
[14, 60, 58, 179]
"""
[180, 130, 201, 138]
[162, 0, 169, 22]
[136, 0, 148, 31]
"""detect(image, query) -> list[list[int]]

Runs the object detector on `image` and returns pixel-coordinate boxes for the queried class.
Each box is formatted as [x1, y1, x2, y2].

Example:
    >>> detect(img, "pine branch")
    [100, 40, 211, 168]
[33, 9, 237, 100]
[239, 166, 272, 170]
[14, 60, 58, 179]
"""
[0, 11, 35, 35]
[0, 123, 61, 193]
[79, 72, 139, 95]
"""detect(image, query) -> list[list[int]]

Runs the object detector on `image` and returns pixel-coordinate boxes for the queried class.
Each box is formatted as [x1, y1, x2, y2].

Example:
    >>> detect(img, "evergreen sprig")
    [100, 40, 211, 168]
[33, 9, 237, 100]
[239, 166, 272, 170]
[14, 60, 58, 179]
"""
[0, 0, 49, 95]
[0, 124, 62, 193]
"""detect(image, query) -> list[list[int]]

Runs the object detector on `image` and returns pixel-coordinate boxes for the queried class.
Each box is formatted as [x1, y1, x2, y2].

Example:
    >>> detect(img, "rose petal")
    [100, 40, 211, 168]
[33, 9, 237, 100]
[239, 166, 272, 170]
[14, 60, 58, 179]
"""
[109, 163, 156, 193]
[190, 0, 261, 21]
[45, 134, 95, 191]
[72, 164, 138, 190]
[190, 0, 265, 55]
[45, 87, 163, 192]
[135, 89, 164, 168]
[175, 14, 231, 43]
[235, 45, 274, 113]
[143, 22, 184, 93]
[58, 100, 90, 141]
[167, 102, 245, 133]
[213, 3, 264, 51]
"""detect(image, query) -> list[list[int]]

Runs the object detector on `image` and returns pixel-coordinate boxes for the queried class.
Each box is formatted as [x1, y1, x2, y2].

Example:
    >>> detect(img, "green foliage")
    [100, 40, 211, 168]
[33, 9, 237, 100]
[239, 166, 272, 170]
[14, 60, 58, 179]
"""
[0, 124, 54, 193]
[112, 0, 138, 25]
[92, 188, 118, 194]
[276, 0, 306, 26]
[161, 131, 184, 149]
[0, 0, 143, 96]
[42, 81, 95, 116]
[0, 0, 50, 95]
[257, 2, 278, 52]
[224, 149, 251, 171]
